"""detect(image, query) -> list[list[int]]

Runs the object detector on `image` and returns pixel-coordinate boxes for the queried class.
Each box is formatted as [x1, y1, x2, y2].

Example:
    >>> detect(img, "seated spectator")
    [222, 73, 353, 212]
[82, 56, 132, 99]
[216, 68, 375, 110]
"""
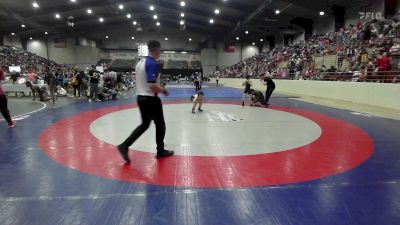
[10, 71, 19, 84]
[33, 86, 50, 101]
[376, 53, 391, 71]
[56, 85, 67, 96]
[327, 66, 337, 73]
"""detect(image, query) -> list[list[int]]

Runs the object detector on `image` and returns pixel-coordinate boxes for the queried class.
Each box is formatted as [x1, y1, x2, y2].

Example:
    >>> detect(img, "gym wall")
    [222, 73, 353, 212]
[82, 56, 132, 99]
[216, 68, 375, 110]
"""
[218, 78, 400, 110]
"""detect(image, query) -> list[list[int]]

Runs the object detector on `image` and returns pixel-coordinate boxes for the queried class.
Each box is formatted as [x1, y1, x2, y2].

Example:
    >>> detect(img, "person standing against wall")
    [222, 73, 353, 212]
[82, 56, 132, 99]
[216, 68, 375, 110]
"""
[69, 70, 80, 98]
[88, 65, 100, 102]
[117, 40, 174, 163]
[26, 70, 38, 101]
[0, 67, 16, 128]
[109, 69, 118, 90]
[45, 68, 57, 103]
[79, 70, 88, 98]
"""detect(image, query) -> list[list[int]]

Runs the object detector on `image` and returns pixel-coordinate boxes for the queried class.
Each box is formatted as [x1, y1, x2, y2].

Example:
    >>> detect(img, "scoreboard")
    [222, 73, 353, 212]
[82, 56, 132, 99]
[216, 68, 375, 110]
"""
[138, 44, 149, 57]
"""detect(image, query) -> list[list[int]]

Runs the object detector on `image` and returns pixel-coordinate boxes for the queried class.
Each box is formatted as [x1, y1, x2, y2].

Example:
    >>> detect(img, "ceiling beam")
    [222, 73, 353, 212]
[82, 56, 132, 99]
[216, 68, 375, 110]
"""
[200, 0, 258, 12]
[19, 0, 240, 24]
[151, 0, 237, 26]
[0, 4, 53, 33]
[224, 0, 276, 42]
[17, 0, 135, 17]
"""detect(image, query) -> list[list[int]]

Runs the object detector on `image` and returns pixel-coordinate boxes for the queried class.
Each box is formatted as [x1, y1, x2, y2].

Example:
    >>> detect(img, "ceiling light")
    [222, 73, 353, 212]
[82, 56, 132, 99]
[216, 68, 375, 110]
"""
[32, 2, 39, 8]
[131, 36, 135, 40]
[70, 0, 76, 2]
[133, 21, 137, 25]
[181, 51, 187, 54]
[260, 39, 263, 42]
[189, 38, 192, 41]
[275, 10, 280, 15]
[127, 13, 131, 18]
[180, 1, 186, 7]
[99, 17, 104, 22]
[55, 13, 60, 19]
[209, 19, 214, 24]
[252, 42, 255, 45]
[153, 14, 158, 20]
[215, 9, 220, 14]
[156, 21, 160, 26]
[45, 31, 48, 35]
[30, 37, 33, 40]
[87, 9, 92, 14]
[21, 24, 26, 28]
[236, 37, 239, 40]
[118, 4, 124, 10]
[180, 20, 185, 25]
[149, 5, 155, 11]
[245, 30, 249, 34]
[165, 37, 168, 41]
[319, 11, 325, 16]
[11, 33, 15, 36]
[181, 13, 185, 17]
[106, 35, 109, 39]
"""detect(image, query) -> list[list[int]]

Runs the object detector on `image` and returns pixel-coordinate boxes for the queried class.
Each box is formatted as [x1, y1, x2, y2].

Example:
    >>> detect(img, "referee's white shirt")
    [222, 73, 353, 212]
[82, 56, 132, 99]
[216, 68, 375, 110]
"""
[136, 56, 159, 96]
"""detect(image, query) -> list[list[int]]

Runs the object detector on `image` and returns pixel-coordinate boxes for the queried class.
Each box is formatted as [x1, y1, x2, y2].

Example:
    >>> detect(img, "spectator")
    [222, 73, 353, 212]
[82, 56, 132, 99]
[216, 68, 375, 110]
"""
[70, 70, 82, 98]
[56, 85, 67, 96]
[79, 70, 87, 97]
[26, 70, 38, 101]
[88, 65, 100, 102]
[45, 69, 57, 103]
[0, 67, 16, 128]
[376, 53, 391, 71]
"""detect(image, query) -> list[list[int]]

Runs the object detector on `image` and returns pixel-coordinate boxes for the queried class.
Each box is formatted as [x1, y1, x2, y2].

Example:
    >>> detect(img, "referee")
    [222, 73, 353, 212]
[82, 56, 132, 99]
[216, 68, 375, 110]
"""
[117, 40, 174, 163]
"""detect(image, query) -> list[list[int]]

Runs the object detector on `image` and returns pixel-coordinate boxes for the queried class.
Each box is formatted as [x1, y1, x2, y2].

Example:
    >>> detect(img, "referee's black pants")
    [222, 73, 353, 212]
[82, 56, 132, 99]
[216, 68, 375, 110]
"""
[121, 95, 165, 152]
[195, 81, 201, 92]
[265, 86, 275, 104]
[0, 94, 12, 124]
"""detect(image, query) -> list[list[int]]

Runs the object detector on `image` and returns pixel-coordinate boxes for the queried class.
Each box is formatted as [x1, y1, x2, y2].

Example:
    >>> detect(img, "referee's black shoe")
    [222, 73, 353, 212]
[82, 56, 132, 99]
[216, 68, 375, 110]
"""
[156, 150, 174, 158]
[117, 145, 131, 163]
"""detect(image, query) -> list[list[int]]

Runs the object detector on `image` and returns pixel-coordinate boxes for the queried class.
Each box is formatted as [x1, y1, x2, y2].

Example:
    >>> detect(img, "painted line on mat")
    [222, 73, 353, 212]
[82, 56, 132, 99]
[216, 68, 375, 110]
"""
[0, 100, 47, 121]
[1, 179, 399, 202]
[350, 112, 373, 117]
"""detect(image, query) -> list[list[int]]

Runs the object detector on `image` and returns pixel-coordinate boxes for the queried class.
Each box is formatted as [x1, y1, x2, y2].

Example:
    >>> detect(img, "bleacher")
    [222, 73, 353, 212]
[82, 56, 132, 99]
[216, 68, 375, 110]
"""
[223, 14, 400, 83]
[109, 59, 137, 71]
[191, 61, 202, 69]
[0, 45, 60, 74]
[96, 59, 112, 66]
[167, 60, 189, 69]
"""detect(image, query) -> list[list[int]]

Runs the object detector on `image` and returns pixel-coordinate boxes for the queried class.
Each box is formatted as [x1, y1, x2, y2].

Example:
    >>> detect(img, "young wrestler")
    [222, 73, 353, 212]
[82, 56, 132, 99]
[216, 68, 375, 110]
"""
[250, 89, 265, 107]
[242, 75, 252, 106]
[191, 91, 204, 113]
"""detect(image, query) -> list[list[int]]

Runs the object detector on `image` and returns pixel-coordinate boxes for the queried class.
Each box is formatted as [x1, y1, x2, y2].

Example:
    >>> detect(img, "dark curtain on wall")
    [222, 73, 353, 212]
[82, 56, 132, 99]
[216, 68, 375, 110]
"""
[385, 0, 397, 17]
[332, 4, 345, 31]
[267, 36, 275, 50]
[284, 35, 294, 46]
